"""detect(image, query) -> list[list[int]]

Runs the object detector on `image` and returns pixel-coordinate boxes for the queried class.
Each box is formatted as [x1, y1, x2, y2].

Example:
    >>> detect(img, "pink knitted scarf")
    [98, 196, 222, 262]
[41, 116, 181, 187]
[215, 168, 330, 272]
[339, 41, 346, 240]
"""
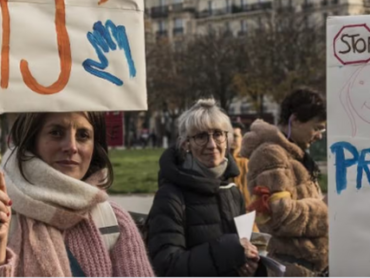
[1, 149, 108, 276]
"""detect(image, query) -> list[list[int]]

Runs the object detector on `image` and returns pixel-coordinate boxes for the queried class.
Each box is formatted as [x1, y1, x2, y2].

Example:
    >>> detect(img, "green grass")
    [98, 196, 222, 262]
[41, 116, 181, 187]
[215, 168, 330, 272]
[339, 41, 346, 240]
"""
[108, 148, 164, 194]
[108, 148, 328, 195]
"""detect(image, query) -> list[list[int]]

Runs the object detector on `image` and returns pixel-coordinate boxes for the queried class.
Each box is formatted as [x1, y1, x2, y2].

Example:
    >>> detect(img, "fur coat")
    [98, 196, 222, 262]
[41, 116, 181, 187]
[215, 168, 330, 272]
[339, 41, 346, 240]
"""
[240, 120, 328, 277]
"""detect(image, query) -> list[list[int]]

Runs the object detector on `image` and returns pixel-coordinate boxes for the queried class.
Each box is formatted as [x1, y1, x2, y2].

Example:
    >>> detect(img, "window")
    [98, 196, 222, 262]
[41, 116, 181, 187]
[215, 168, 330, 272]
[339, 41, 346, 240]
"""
[172, 0, 183, 11]
[173, 18, 184, 35]
[174, 18, 183, 28]
[157, 20, 167, 38]
[158, 20, 167, 31]
[304, 0, 312, 6]
[208, 1, 214, 14]
[226, 0, 231, 12]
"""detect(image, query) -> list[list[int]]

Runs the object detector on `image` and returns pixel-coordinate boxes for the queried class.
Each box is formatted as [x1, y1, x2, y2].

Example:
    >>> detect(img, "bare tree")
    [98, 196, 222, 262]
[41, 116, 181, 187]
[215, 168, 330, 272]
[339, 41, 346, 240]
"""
[147, 8, 326, 120]
[146, 39, 196, 144]
[147, 39, 194, 114]
[185, 31, 244, 110]
[146, 31, 246, 113]
[233, 9, 326, 115]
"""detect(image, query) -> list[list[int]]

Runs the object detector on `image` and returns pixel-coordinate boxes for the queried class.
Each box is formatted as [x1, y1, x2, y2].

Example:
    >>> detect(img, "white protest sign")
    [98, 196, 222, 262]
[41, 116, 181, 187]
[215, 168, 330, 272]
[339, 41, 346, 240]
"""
[0, 0, 146, 113]
[328, 15, 370, 276]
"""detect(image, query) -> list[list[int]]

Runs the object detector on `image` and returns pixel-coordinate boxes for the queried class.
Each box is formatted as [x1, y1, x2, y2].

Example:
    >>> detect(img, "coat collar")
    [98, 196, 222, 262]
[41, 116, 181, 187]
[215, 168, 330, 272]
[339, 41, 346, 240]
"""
[158, 146, 240, 195]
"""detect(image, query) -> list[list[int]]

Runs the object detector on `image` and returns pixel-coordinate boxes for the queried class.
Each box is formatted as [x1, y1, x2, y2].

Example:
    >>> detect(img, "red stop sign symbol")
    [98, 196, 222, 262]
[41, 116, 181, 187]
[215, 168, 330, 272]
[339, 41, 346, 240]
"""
[333, 24, 370, 65]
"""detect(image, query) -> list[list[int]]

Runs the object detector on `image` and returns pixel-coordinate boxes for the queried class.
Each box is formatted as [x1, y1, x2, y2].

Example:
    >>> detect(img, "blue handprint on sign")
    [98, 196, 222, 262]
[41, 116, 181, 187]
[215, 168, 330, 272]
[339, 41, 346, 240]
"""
[83, 20, 136, 86]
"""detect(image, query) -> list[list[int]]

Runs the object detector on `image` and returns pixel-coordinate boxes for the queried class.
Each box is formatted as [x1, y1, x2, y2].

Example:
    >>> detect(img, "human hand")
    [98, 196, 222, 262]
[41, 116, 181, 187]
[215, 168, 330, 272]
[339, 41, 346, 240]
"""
[240, 238, 259, 260]
[0, 172, 11, 264]
[238, 261, 259, 277]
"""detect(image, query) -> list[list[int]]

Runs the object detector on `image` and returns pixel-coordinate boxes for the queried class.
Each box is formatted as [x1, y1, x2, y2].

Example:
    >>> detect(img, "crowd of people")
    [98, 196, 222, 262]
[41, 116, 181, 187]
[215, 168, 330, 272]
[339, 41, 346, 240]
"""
[0, 87, 328, 277]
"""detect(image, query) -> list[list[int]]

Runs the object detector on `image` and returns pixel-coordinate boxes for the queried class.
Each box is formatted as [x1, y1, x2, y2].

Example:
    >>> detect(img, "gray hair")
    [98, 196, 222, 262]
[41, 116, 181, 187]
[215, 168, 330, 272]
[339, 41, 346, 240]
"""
[177, 98, 233, 149]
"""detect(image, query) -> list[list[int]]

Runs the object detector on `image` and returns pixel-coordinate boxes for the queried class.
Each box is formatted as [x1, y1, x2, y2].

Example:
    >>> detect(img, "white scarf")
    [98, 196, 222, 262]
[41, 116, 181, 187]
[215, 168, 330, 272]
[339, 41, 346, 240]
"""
[1, 149, 108, 229]
[1, 148, 108, 276]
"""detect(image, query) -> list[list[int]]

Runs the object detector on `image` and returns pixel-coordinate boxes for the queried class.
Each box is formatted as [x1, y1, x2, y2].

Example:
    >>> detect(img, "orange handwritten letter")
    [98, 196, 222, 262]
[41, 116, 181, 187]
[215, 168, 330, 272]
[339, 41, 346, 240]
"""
[0, 0, 10, 89]
[20, 0, 71, 95]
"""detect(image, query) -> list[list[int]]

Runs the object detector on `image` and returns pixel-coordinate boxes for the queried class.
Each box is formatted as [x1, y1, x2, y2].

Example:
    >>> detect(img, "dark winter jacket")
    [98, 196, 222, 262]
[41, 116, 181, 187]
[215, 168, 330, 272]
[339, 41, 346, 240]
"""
[146, 146, 266, 277]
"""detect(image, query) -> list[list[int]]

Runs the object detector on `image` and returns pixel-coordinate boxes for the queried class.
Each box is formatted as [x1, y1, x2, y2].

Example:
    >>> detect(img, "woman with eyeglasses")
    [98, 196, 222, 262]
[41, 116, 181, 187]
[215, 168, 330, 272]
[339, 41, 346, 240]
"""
[241, 87, 328, 277]
[146, 99, 266, 277]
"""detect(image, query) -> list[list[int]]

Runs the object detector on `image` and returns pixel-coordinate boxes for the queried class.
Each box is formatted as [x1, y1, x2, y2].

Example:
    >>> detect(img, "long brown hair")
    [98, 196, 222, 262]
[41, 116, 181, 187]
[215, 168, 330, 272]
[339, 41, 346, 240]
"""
[7, 112, 114, 189]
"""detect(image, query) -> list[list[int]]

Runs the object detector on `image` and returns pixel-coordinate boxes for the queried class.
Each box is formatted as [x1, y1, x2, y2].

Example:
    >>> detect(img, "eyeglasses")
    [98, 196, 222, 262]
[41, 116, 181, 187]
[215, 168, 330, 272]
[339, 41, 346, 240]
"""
[188, 130, 228, 146]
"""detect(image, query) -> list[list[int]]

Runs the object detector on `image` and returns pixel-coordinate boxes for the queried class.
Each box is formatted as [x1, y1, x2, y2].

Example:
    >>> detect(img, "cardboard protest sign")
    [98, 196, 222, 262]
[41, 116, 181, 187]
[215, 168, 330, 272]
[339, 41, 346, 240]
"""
[0, 0, 146, 113]
[328, 15, 370, 276]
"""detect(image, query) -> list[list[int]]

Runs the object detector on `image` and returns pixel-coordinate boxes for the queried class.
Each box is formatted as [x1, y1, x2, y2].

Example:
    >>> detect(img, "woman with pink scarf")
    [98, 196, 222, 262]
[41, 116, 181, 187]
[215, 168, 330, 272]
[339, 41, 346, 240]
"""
[0, 112, 154, 277]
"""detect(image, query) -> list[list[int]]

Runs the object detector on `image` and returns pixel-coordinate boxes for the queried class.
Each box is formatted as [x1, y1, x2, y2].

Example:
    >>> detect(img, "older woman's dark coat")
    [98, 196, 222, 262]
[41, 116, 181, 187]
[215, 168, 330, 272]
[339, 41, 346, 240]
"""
[146, 146, 266, 277]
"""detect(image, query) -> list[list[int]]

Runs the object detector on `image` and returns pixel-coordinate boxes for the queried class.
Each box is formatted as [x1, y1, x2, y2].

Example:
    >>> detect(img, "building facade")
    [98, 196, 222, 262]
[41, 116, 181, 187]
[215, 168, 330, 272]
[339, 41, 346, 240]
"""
[145, 0, 368, 42]
[144, 0, 369, 120]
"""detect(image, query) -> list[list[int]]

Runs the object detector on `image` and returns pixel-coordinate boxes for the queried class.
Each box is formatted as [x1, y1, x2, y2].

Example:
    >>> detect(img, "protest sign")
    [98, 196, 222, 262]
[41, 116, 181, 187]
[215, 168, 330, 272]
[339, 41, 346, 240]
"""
[328, 15, 370, 276]
[0, 0, 146, 112]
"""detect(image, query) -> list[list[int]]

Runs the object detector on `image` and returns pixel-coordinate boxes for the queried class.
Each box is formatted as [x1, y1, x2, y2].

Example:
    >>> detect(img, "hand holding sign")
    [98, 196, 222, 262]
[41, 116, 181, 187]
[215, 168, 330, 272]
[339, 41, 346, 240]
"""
[0, 172, 11, 265]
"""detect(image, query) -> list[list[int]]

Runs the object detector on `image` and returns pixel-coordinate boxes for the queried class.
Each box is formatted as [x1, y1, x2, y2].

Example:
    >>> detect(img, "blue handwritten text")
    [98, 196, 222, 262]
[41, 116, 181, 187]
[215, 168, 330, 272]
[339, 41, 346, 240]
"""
[331, 141, 370, 194]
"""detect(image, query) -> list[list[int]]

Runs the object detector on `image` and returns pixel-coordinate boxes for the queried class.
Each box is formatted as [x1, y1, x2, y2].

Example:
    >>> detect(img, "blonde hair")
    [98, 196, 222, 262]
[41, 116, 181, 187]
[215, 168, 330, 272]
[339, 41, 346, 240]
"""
[177, 98, 233, 149]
